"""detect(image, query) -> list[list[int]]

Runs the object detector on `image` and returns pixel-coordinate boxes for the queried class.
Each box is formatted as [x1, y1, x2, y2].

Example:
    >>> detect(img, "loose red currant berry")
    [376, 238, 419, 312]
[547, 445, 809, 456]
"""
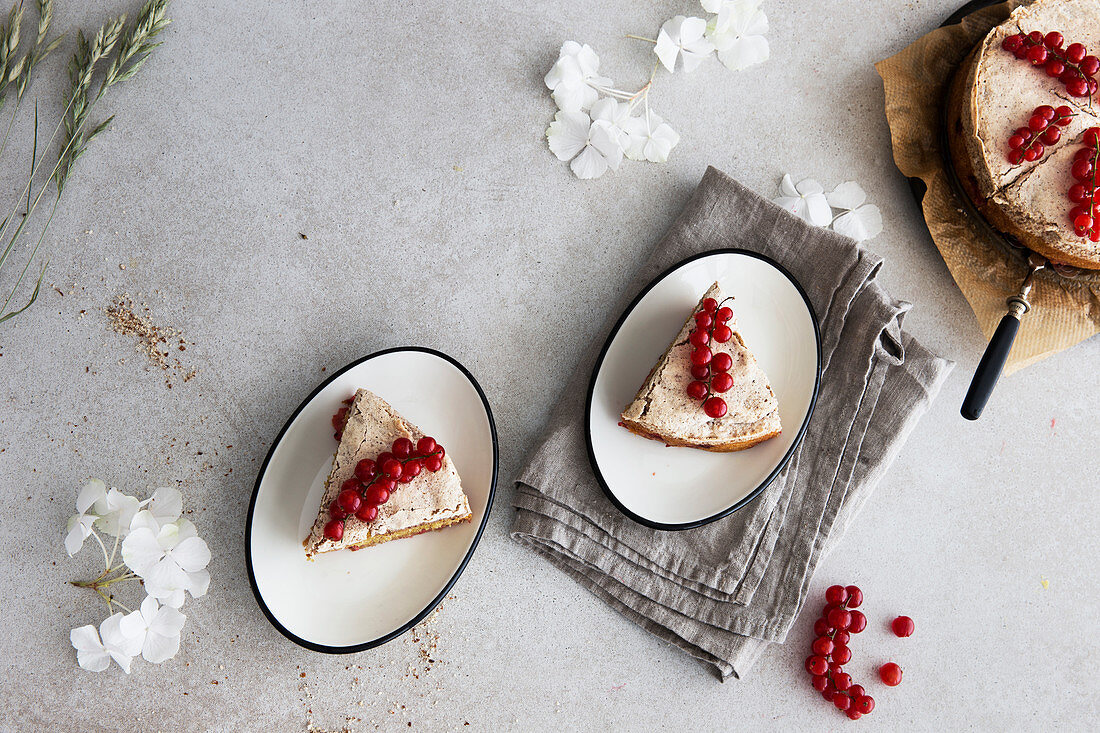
[831, 644, 852, 665]
[400, 459, 422, 482]
[703, 396, 727, 418]
[879, 662, 903, 686]
[848, 610, 867, 634]
[392, 437, 413, 458]
[382, 458, 403, 479]
[425, 455, 444, 472]
[892, 615, 915, 637]
[366, 484, 390, 506]
[844, 585, 862, 608]
[1041, 127, 1061, 145]
[827, 608, 852, 630]
[855, 695, 874, 714]
[690, 364, 710, 380]
[1067, 42, 1087, 63]
[337, 488, 362, 513]
[711, 324, 732, 343]
[354, 458, 377, 482]
[813, 618, 833, 637]
[355, 503, 378, 522]
[711, 352, 733, 372]
[416, 436, 437, 456]
[833, 672, 852, 691]
[848, 684, 866, 699]
[711, 372, 734, 393]
[811, 674, 828, 692]
[701, 297, 718, 312]
[715, 306, 733, 322]
[323, 519, 344, 541]
[1007, 149, 1025, 165]
[833, 630, 850, 645]
[811, 636, 834, 657]
[806, 655, 828, 675]
[1075, 214, 1094, 234]
[695, 312, 713, 329]
[833, 693, 851, 711]
[686, 381, 708, 400]
[329, 500, 347, 521]
[691, 347, 712, 366]
[689, 329, 709, 348]
[1027, 45, 1048, 65]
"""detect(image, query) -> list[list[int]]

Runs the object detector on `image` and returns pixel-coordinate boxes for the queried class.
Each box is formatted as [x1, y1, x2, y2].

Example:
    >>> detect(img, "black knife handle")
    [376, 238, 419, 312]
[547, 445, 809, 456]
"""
[961, 312, 1021, 421]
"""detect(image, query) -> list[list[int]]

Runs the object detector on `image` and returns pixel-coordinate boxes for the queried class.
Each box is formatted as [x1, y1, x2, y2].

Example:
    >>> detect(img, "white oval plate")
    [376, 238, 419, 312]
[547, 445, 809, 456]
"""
[246, 347, 497, 652]
[586, 250, 821, 529]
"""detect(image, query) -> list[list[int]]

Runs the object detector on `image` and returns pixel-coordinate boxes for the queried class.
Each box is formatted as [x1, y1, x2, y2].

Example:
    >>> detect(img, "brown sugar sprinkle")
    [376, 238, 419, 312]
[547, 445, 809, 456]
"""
[106, 295, 196, 387]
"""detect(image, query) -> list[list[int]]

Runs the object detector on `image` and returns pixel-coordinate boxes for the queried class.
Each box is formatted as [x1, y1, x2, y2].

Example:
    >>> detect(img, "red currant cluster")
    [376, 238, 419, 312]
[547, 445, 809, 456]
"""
[1069, 127, 1100, 241]
[1002, 31, 1099, 98]
[685, 296, 736, 419]
[805, 585, 874, 720]
[1006, 104, 1074, 164]
[322, 434, 446, 541]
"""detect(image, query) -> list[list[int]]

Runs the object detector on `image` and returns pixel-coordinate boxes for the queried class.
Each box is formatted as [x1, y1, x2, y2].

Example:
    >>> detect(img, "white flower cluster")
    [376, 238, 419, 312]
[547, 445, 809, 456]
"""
[544, 1, 771, 180]
[65, 479, 211, 673]
[773, 175, 884, 242]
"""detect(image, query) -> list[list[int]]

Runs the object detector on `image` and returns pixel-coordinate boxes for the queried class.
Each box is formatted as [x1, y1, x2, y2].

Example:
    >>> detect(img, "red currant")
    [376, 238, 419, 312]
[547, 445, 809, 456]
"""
[703, 396, 727, 418]
[1067, 42, 1087, 63]
[1040, 127, 1061, 145]
[892, 615, 915, 638]
[690, 364, 710, 380]
[400, 459, 422, 482]
[376, 451, 394, 466]
[1085, 127, 1100, 146]
[879, 662, 903, 686]
[340, 477, 360, 493]
[833, 693, 851, 711]
[1028, 114, 1048, 132]
[694, 312, 712, 329]
[329, 500, 347, 521]
[1007, 149, 1025, 165]
[811, 674, 828, 692]
[715, 306, 733, 322]
[355, 503, 378, 522]
[1044, 31, 1064, 49]
[1056, 105, 1074, 123]
[1024, 144, 1044, 161]
[821, 683, 837, 702]
[813, 618, 833, 637]
[1075, 214, 1094, 234]
[711, 352, 733, 372]
[846, 709, 862, 721]
[1073, 159, 1094, 181]
[377, 477, 397, 492]
[833, 672, 852, 691]
[337, 488, 362, 513]
[711, 325, 732, 343]
[1001, 34, 1023, 53]
[416, 436, 437, 456]
[844, 585, 862, 608]
[1045, 58, 1065, 77]
[425, 455, 444, 472]
[811, 636, 834, 656]
[831, 644, 852, 665]
[1027, 31, 1043, 44]
[323, 519, 344, 541]
[686, 381, 708, 400]
[691, 347, 712, 366]
[848, 610, 867, 634]
[331, 406, 348, 431]
[689, 329, 709, 348]
[711, 372, 734, 393]
[392, 437, 413, 458]
[833, 630, 850, 645]
[1027, 45, 1048, 65]
[1084, 55, 1100, 76]
[366, 484, 390, 506]
[848, 684, 865, 699]
[825, 585, 848, 605]
[1070, 184, 1090, 204]
[827, 608, 851, 630]
[382, 458, 403, 479]
[701, 297, 718, 312]
[1068, 77, 1089, 97]
[1008, 133, 1026, 149]
[855, 695, 874, 714]
[354, 458, 377, 482]
[806, 655, 828, 675]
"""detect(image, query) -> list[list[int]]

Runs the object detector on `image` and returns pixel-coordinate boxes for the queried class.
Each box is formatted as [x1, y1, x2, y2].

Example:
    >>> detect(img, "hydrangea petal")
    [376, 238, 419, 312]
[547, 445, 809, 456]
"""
[827, 181, 868, 210]
[121, 527, 165, 577]
[77, 479, 107, 514]
[145, 487, 183, 529]
[71, 625, 111, 672]
[570, 145, 609, 179]
[547, 110, 590, 161]
[170, 536, 211, 573]
[832, 205, 883, 242]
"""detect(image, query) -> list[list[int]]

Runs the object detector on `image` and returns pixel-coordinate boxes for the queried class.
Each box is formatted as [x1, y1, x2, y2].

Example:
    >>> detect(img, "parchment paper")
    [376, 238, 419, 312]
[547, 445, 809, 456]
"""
[876, 0, 1100, 372]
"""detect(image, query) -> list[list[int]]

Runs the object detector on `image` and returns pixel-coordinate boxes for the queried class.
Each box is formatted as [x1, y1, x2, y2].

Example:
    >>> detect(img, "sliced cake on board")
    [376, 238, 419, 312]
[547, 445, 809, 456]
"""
[619, 282, 782, 452]
[304, 388, 471, 558]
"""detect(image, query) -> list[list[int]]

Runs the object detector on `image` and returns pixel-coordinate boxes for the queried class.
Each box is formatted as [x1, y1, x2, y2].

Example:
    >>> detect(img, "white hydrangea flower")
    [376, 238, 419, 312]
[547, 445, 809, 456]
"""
[71, 612, 143, 673]
[654, 16, 714, 73]
[92, 487, 141, 538]
[122, 519, 211, 608]
[130, 486, 183, 533]
[64, 479, 107, 556]
[623, 112, 680, 163]
[120, 595, 186, 663]
[774, 174, 832, 226]
[590, 98, 633, 148]
[706, 0, 770, 71]
[827, 181, 883, 241]
[544, 41, 612, 112]
[546, 109, 623, 179]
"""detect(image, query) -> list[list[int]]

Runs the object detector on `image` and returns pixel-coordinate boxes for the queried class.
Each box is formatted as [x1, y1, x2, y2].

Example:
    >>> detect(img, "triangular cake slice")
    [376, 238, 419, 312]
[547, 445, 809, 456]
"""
[620, 282, 782, 452]
[304, 388, 472, 558]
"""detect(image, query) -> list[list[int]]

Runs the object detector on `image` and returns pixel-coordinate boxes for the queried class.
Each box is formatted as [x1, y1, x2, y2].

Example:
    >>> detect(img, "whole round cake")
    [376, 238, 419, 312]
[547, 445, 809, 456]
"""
[947, 0, 1100, 269]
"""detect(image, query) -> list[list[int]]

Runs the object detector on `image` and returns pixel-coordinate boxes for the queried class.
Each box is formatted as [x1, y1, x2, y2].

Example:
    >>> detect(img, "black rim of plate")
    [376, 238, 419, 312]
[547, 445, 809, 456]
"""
[585, 249, 823, 531]
[245, 346, 499, 654]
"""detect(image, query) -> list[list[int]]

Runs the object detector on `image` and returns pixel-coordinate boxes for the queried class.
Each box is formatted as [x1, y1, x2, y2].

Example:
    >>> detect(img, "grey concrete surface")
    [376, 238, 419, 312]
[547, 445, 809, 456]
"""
[1, 0, 1097, 730]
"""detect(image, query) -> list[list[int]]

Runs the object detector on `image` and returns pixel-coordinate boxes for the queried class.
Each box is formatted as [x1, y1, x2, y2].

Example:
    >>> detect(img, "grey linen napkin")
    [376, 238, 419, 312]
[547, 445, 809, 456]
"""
[511, 166, 954, 680]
